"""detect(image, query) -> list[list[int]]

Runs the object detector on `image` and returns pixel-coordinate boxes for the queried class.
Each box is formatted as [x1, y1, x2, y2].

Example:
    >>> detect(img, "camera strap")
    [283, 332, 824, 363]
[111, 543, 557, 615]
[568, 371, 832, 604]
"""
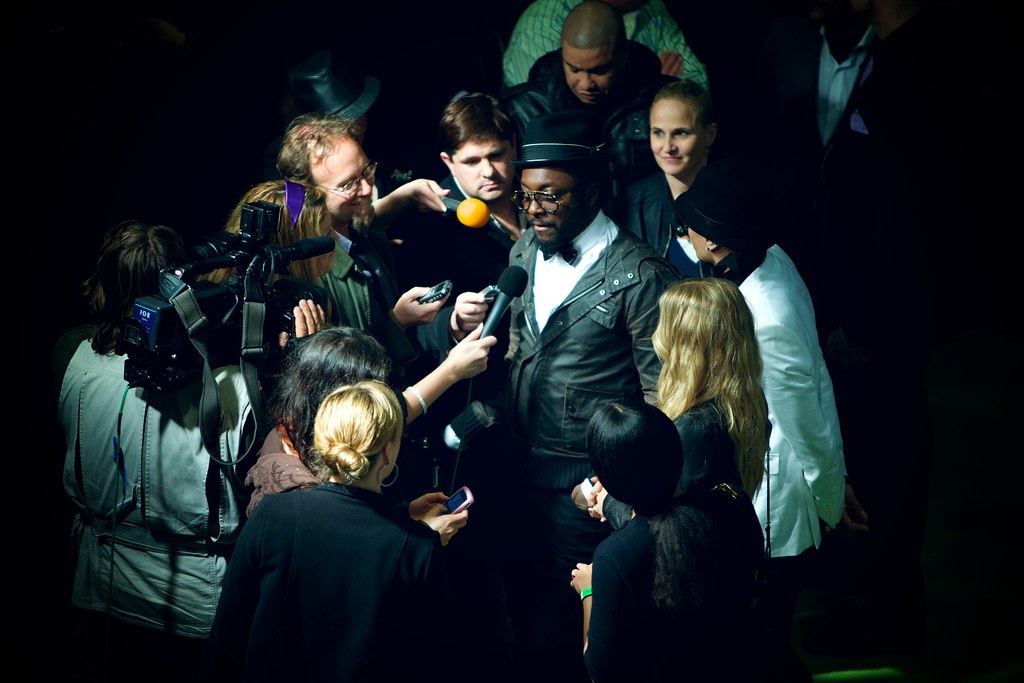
[168, 283, 262, 545]
[167, 284, 220, 457]
[238, 296, 267, 457]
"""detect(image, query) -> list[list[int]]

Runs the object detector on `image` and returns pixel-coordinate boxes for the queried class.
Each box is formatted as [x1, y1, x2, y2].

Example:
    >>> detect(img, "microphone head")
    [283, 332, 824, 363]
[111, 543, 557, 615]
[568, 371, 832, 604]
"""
[456, 198, 490, 228]
[441, 196, 491, 228]
[497, 265, 528, 297]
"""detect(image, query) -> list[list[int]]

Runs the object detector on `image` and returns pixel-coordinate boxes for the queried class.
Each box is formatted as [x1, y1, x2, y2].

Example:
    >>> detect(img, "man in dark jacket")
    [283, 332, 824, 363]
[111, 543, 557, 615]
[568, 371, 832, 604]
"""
[500, 0, 674, 205]
[387, 93, 528, 679]
[495, 109, 678, 682]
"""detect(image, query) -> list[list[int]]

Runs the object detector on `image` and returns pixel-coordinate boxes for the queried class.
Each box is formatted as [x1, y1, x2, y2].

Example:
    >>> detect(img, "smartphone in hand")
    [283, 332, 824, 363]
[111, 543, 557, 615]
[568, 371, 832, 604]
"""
[417, 279, 453, 304]
[580, 476, 596, 500]
[439, 485, 474, 515]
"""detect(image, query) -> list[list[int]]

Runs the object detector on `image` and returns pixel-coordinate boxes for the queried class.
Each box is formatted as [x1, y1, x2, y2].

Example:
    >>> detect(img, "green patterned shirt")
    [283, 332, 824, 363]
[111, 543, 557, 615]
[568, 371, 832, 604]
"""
[502, 0, 709, 90]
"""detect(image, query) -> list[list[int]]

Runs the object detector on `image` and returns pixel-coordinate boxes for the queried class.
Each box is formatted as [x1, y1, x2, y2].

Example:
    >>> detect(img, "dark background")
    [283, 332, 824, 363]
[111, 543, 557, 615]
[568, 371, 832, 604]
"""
[21, 1, 1021, 679]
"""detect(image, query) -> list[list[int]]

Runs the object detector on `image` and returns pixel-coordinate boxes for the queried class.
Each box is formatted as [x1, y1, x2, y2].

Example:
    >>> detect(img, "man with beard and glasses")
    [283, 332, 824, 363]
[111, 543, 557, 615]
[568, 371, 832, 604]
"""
[386, 93, 528, 678]
[276, 112, 453, 377]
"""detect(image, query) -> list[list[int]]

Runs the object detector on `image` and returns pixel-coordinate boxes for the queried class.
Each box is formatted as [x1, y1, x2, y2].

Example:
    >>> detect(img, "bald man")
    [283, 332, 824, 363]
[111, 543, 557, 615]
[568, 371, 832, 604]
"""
[502, 0, 708, 89]
[559, 0, 629, 107]
[501, 0, 676, 204]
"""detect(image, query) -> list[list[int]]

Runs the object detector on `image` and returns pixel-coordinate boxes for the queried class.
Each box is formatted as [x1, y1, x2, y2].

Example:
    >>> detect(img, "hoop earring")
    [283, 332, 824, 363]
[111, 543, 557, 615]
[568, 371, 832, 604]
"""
[378, 461, 399, 488]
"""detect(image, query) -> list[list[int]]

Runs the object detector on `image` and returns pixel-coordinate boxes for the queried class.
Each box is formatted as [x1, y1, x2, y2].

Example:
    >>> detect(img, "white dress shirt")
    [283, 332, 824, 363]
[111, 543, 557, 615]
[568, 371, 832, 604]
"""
[533, 210, 618, 331]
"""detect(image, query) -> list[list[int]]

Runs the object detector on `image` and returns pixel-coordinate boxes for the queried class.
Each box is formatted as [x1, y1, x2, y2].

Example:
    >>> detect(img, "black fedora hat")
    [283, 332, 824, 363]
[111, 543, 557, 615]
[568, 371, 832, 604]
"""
[514, 110, 608, 168]
[288, 50, 380, 120]
[674, 158, 777, 251]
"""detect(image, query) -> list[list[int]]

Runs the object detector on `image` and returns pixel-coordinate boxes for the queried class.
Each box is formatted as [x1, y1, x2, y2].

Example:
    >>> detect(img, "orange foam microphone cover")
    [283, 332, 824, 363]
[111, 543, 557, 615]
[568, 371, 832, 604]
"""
[456, 198, 490, 228]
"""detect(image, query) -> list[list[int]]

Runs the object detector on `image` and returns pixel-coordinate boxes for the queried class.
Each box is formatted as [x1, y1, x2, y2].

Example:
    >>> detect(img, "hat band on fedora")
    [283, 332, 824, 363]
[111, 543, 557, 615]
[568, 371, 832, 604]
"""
[686, 202, 764, 233]
[521, 142, 603, 162]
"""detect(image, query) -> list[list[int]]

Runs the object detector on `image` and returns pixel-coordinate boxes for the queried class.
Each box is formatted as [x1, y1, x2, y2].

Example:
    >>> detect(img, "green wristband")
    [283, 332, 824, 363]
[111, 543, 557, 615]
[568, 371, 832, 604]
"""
[580, 586, 592, 601]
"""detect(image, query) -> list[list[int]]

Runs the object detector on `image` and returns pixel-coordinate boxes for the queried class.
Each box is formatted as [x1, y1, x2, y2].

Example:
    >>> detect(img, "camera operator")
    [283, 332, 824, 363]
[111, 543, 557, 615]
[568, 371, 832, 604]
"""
[54, 220, 268, 681]
[188, 178, 340, 402]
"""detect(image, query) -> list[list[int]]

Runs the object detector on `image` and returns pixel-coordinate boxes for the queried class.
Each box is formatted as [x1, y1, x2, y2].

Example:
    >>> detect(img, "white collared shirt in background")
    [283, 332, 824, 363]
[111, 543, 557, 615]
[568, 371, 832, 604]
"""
[817, 25, 874, 145]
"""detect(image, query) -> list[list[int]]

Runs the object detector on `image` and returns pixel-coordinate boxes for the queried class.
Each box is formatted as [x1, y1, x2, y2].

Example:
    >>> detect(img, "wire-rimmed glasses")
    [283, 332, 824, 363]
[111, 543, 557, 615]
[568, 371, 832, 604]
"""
[320, 160, 378, 197]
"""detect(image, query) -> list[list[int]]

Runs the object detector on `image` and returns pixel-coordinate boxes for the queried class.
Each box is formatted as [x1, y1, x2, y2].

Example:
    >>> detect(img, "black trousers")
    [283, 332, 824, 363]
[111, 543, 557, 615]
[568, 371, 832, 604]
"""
[505, 486, 610, 683]
[759, 548, 817, 683]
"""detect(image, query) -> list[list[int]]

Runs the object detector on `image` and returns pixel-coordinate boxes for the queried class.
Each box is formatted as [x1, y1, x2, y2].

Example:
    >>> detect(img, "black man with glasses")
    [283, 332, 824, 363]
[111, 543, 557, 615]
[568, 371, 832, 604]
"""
[493, 109, 678, 683]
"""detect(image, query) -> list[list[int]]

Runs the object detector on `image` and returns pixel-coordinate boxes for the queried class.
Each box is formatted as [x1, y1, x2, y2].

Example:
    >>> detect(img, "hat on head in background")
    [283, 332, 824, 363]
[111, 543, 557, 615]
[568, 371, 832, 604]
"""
[674, 158, 777, 251]
[288, 50, 380, 120]
[514, 110, 608, 169]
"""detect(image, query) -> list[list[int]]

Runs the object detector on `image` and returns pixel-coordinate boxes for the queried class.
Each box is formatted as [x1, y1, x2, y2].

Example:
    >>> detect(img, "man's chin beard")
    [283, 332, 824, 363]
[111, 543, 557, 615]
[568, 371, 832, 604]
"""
[350, 207, 375, 232]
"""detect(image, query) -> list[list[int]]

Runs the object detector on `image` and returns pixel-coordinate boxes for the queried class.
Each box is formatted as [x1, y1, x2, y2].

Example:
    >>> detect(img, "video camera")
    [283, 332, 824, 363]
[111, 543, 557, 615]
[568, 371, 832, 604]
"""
[116, 201, 334, 392]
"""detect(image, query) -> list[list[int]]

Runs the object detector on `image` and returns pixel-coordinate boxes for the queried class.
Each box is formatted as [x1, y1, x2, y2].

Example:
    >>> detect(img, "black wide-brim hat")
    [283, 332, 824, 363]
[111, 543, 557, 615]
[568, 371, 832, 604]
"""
[674, 158, 776, 251]
[288, 50, 380, 120]
[514, 110, 608, 168]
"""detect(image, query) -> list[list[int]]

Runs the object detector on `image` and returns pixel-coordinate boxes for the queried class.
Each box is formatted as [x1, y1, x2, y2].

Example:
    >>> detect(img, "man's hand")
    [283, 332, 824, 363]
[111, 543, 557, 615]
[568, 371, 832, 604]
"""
[840, 483, 870, 531]
[659, 50, 684, 77]
[373, 178, 449, 226]
[825, 326, 872, 371]
[449, 290, 492, 341]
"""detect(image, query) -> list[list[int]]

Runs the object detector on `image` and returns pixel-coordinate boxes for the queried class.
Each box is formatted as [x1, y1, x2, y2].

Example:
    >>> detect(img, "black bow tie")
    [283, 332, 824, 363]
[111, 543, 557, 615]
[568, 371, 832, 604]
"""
[542, 242, 578, 265]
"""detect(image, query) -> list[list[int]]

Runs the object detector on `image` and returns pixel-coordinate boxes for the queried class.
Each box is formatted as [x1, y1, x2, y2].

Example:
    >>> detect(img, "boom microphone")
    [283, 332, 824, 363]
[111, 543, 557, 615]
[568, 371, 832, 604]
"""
[479, 265, 528, 339]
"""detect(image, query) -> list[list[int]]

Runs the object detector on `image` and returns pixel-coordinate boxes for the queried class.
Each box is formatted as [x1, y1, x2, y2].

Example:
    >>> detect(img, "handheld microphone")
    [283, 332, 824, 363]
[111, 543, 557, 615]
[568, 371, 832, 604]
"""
[442, 196, 490, 228]
[479, 265, 528, 339]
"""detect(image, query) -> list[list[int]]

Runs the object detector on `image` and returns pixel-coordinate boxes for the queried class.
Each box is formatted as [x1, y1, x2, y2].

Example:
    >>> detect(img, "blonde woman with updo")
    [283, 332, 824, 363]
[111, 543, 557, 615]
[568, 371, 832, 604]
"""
[202, 380, 450, 682]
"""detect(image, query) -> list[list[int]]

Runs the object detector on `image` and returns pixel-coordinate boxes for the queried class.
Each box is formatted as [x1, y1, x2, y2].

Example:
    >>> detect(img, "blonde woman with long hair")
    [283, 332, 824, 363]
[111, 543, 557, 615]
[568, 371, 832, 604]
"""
[583, 277, 767, 533]
[653, 277, 768, 497]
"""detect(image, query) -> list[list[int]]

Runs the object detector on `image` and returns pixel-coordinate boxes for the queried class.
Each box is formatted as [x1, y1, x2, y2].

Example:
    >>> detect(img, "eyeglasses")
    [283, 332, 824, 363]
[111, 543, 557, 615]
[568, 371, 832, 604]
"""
[512, 187, 576, 214]
[320, 160, 377, 197]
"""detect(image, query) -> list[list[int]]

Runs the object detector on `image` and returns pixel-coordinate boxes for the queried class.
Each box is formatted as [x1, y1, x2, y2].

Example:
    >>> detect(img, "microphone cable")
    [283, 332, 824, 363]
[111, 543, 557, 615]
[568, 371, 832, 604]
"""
[448, 376, 475, 495]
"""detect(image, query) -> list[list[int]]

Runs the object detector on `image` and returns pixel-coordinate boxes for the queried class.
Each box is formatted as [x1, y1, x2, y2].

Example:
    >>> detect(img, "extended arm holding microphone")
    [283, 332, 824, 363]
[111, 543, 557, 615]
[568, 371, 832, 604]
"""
[371, 178, 449, 228]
